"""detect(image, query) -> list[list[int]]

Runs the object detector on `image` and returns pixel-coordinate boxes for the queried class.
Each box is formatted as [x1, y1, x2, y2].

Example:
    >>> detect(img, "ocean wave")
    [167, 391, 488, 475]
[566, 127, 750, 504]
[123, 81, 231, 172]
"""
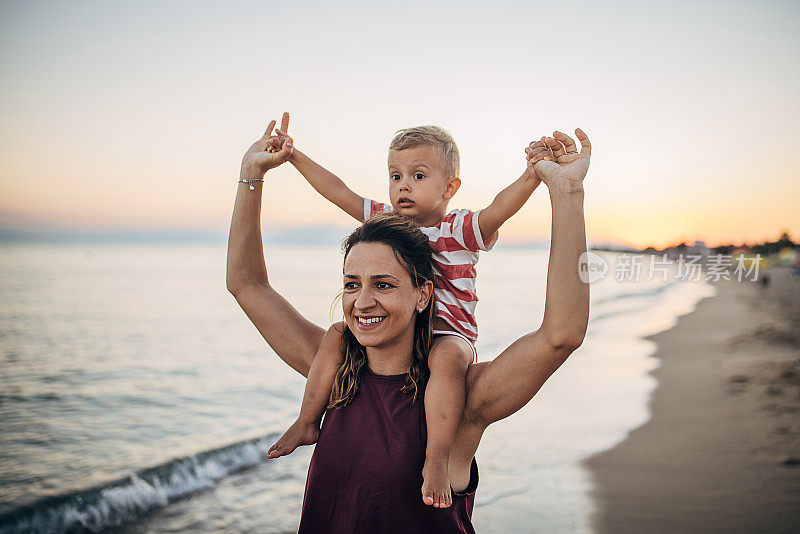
[0, 434, 278, 534]
[591, 280, 676, 307]
[0, 392, 64, 403]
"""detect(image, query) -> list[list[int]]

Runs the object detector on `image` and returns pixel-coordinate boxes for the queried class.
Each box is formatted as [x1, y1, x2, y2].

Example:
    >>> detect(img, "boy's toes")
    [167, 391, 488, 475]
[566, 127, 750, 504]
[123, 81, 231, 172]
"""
[443, 491, 453, 508]
[421, 484, 435, 506]
[267, 439, 292, 459]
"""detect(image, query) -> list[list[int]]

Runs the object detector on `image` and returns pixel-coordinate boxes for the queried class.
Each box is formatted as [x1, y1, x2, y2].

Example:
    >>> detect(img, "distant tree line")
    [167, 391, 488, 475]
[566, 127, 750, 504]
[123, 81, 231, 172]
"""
[710, 232, 796, 256]
[638, 231, 797, 256]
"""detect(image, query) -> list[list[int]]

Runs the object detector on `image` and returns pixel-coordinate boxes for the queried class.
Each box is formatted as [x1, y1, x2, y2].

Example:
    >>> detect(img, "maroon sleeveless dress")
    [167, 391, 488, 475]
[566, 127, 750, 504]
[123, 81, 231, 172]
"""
[298, 366, 479, 533]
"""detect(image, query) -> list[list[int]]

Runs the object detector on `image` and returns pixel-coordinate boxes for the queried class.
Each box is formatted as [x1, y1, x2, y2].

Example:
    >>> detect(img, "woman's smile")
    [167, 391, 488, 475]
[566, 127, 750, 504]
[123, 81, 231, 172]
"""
[355, 315, 387, 330]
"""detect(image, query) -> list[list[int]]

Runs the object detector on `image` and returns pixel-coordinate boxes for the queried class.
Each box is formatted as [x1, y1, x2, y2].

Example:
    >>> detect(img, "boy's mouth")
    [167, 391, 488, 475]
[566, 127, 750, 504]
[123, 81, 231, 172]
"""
[398, 197, 415, 208]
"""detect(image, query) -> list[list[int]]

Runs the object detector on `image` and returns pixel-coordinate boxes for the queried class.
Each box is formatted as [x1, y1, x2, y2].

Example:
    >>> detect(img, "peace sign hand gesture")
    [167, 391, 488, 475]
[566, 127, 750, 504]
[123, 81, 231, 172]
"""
[241, 112, 294, 176]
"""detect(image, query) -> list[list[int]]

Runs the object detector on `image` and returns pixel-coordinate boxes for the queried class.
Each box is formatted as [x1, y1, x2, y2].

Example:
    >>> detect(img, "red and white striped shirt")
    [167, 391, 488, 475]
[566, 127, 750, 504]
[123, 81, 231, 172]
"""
[364, 198, 498, 343]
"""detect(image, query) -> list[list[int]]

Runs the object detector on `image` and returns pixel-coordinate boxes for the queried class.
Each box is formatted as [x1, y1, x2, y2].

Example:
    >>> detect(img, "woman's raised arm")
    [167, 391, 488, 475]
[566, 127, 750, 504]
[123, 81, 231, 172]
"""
[226, 115, 325, 377]
[464, 129, 592, 427]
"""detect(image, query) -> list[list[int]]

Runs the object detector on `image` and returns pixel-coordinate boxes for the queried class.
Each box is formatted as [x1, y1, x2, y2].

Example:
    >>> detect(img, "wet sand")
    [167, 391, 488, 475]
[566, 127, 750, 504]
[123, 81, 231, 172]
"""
[583, 266, 800, 533]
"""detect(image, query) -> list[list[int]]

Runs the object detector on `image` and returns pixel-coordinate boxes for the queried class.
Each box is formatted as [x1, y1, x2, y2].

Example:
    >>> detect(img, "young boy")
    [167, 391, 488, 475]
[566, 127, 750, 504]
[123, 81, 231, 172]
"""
[265, 113, 555, 509]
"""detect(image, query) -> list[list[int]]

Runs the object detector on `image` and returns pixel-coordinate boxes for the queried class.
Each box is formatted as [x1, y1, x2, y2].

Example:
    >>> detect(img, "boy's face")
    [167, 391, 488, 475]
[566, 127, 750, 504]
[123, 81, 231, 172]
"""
[387, 145, 460, 224]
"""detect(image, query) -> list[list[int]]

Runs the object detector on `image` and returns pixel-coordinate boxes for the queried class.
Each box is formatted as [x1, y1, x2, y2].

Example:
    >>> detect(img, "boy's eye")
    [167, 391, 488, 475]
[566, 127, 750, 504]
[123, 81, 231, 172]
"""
[391, 174, 401, 181]
[414, 173, 425, 180]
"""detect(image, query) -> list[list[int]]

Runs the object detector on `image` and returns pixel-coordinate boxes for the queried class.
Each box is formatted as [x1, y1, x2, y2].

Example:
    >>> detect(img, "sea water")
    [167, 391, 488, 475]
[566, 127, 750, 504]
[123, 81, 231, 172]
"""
[0, 242, 714, 533]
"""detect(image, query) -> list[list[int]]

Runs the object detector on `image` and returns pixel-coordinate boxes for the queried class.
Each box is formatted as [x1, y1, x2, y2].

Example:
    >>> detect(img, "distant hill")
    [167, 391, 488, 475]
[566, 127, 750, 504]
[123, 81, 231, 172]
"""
[0, 225, 353, 246]
[0, 226, 632, 251]
[0, 227, 228, 244]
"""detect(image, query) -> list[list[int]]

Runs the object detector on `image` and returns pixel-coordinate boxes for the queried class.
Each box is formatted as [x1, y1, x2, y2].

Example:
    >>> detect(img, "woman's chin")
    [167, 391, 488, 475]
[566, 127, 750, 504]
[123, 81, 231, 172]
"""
[352, 331, 386, 347]
[351, 323, 392, 346]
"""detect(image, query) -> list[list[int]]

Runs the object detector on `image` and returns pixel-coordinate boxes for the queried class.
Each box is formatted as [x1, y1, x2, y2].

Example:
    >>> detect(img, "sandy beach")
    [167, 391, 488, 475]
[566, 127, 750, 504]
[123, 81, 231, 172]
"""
[583, 266, 800, 533]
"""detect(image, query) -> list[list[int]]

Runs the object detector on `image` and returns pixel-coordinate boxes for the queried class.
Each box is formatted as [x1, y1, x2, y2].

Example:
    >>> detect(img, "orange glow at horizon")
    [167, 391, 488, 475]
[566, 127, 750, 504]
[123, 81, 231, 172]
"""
[1, 2, 798, 250]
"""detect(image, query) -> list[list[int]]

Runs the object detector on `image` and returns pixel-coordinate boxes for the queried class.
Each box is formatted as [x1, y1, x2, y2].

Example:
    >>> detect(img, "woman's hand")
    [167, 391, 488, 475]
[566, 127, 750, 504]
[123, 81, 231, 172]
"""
[240, 112, 294, 175]
[526, 129, 591, 191]
[267, 115, 293, 155]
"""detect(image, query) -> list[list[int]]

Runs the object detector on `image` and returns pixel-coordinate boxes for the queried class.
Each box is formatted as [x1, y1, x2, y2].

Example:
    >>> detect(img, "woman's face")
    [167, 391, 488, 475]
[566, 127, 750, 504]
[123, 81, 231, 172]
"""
[342, 242, 431, 349]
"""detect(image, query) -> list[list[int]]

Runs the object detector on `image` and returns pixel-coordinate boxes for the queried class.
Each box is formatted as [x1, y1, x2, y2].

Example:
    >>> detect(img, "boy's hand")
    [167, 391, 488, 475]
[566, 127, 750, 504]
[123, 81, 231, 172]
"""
[529, 129, 591, 190]
[240, 112, 294, 174]
[525, 130, 587, 181]
[524, 139, 554, 181]
[267, 113, 294, 159]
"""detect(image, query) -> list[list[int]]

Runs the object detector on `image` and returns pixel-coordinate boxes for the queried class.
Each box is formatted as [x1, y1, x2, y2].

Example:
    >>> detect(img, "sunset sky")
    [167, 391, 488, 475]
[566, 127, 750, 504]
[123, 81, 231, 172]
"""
[1, 0, 798, 249]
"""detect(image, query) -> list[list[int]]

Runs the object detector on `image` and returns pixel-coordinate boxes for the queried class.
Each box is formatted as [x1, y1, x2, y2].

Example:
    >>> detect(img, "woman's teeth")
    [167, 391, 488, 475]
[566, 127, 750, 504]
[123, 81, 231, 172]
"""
[357, 316, 385, 325]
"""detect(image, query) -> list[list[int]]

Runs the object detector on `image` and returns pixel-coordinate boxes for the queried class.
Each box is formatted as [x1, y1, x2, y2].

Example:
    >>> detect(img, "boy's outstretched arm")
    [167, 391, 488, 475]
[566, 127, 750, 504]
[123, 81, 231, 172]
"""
[267, 114, 364, 222]
[477, 139, 552, 244]
[289, 149, 366, 222]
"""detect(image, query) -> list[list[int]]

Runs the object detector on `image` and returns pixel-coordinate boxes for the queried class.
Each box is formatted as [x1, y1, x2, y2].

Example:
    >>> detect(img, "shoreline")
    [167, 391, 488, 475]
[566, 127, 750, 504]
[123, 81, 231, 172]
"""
[583, 266, 800, 533]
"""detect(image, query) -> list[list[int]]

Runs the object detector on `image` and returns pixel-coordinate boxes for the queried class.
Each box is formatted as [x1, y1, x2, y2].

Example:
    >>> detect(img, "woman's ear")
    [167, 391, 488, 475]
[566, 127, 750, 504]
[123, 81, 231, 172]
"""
[417, 280, 434, 311]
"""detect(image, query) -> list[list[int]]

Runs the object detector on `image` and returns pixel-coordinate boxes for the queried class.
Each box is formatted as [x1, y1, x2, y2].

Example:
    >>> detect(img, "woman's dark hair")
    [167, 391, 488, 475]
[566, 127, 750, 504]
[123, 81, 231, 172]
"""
[328, 213, 435, 408]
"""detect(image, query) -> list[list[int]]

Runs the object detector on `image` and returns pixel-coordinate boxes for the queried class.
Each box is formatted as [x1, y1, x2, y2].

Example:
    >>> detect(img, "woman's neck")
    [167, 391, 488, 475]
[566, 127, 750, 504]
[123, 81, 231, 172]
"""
[365, 331, 415, 375]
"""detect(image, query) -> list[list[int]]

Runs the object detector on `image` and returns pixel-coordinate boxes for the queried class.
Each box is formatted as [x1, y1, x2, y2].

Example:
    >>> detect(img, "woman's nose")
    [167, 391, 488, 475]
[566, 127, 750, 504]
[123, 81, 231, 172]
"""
[354, 288, 376, 309]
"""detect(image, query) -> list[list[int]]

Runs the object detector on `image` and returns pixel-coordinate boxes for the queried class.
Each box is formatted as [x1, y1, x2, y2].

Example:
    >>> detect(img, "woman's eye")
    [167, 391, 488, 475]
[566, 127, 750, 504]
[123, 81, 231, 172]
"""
[376, 282, 393, 290]
[413, 173, 425, 180]
[344, 282, 358, 290]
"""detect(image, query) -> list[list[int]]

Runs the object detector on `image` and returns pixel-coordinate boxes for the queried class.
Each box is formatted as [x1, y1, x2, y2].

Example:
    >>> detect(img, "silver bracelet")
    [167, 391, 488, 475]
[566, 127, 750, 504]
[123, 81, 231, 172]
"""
[239, 178, 263, 190]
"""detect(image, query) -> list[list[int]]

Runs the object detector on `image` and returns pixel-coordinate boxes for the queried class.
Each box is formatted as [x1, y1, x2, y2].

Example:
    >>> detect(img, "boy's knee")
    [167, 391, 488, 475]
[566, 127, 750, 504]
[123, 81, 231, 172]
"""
[429, 337, 474, 372]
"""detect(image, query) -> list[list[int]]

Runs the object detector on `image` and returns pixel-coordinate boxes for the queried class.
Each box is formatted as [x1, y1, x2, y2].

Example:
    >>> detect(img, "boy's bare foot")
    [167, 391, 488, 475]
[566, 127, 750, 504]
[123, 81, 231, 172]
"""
[421, 455, 453, 508]
[267, 419, 320, 459]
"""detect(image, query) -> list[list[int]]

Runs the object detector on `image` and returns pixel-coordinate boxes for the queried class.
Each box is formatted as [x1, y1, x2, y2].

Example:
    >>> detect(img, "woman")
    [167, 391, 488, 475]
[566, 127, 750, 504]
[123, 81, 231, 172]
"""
[226, 119, 591, 532]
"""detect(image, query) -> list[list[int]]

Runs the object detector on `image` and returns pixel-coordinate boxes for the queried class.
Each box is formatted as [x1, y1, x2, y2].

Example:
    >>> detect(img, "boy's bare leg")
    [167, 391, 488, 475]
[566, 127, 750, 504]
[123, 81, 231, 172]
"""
[267, 324, 344, 458]
[422, 335, 473, 508]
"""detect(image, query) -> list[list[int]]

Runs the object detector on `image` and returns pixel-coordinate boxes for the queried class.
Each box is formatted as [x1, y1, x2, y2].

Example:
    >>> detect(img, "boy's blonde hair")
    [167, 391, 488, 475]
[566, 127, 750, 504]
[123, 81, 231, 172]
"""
[389, 126, 460, 179]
